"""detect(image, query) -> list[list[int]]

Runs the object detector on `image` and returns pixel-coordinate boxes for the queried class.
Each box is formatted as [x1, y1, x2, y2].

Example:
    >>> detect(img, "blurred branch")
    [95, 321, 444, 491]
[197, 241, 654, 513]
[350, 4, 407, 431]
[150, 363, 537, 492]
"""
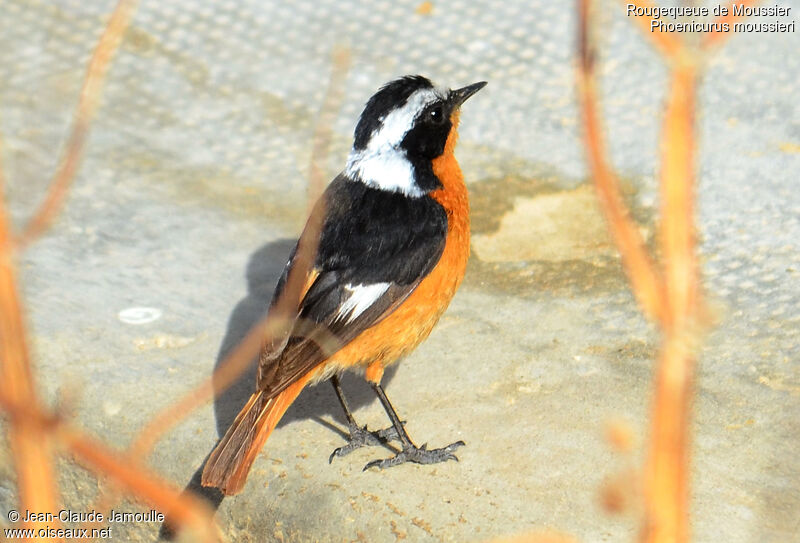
[623, 1, 762, 55]
[130, 311, 343, 459]
[576, 0, 667, 323]
[0, 1, 223, 540]
[0, 1, 137, 534]
[0, 393, 221, 540]
[14, 0, 139, 248]
[641, 59, 700, 543]
[703, 1, 760, 50]
[659, 63, 699, 330]
[577, 2, 711, 542]
[58, 425, 221, 543]
[308, 44, 352, 213]
[130, 45, 354, 460]
[0, 170, 60, 537]
[130, 313, 267, 458]
[619, 1, 682, 60]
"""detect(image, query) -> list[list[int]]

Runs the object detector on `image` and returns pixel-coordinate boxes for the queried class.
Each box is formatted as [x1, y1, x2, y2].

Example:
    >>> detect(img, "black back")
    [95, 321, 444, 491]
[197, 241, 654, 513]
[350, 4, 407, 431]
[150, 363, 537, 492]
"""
[260, 174, 448, 395]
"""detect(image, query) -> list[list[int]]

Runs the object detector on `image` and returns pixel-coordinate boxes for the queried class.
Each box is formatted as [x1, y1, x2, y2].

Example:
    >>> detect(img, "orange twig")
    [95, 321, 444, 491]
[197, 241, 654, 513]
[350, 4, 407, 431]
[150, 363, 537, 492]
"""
[658, 63, 699, 330]
[641, 60, 699, 543]
[130, 311, 343, 459]
[578, 2, 709, 542]
[14, 0, 139, 248]
[703, 1, 760, 50]
[641, 336, 694, 543]
[58, 426, 221, 542]
[0, 2, 219, 540]
[0, 170, 60, 538]
[308, 45, 352, 212]
[619, 0, 682, 60]
[131, 46, 353, 460]
[0, 395, 219, 540]
[577, 0, 667, 323]
[130, 311, 270, 458]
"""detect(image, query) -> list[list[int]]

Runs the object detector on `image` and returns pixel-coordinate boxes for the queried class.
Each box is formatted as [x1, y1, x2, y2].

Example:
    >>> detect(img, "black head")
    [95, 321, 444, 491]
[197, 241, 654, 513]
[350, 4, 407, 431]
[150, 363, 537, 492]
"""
[347, 75, 486, 196]
[352, 76, 486, 158]
[353, 75, 436, 151]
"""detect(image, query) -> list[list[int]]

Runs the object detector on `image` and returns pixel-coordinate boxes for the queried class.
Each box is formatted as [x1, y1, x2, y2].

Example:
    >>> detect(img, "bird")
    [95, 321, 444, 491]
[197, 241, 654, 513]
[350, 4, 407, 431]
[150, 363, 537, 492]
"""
[202, 75, 486, 496]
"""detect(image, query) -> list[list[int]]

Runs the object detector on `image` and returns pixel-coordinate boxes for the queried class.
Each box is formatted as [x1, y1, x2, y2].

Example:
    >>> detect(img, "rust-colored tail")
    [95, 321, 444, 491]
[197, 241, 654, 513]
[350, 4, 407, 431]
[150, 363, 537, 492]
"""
[201, 375, 310, 496]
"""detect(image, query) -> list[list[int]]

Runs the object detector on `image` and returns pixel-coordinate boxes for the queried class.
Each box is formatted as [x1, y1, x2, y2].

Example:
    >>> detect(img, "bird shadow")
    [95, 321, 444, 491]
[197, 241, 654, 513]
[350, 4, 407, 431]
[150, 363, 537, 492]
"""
[159, 238, 396, 540]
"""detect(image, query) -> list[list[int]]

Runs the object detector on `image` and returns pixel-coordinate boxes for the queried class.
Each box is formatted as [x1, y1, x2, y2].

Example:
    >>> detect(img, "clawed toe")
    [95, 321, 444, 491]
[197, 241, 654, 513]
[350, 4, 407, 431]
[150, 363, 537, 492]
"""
[363, 440, 465, 471]
[330, 378, 465, 473]
[373, 423, 403, 442]
[329, 423, 404, 463]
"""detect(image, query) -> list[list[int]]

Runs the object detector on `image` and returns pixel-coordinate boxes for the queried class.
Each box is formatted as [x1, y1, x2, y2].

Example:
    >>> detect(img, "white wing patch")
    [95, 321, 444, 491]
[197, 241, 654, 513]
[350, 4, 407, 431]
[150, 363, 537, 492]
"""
[335, 282, 390, 322]
[345, 87, 443, 198]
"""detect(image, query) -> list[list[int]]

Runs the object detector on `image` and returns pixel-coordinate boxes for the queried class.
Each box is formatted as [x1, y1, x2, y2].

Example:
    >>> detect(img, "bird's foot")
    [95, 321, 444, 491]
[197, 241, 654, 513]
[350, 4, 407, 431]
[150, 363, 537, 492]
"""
[329, 423, 403, 463]
[363, 440, 465, 471]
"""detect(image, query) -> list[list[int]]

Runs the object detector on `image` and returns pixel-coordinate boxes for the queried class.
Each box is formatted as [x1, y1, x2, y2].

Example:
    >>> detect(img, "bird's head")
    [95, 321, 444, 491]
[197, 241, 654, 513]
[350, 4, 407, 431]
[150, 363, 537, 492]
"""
[345, 75, 486, 197]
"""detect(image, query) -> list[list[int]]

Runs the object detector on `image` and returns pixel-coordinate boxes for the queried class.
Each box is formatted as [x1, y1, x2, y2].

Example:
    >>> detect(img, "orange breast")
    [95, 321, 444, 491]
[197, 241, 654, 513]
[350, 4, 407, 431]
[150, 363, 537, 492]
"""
[323, 119, 470, 377]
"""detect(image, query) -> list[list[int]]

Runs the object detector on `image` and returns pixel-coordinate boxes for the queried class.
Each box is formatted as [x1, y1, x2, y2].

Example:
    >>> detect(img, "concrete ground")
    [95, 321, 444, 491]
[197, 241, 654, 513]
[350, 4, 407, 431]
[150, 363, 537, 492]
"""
[1, 0, 798, 541]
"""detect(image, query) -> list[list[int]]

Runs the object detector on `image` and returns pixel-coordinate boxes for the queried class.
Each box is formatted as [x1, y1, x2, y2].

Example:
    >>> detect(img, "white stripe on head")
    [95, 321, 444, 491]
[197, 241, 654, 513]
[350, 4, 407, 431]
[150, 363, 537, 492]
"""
[345, 87, 443, 197]
[368, 88, 441, 149]
[335, 282, 390, 323]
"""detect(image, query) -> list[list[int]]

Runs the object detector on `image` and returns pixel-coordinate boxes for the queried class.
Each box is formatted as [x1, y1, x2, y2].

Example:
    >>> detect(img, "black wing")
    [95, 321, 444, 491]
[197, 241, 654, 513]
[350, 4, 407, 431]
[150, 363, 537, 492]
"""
[257, 174, 447, 396]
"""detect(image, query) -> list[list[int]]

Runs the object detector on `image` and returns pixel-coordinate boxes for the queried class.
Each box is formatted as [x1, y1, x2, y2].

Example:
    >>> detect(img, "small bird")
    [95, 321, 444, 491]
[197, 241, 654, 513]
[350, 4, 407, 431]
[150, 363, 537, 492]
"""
[202, 75, 486, 496]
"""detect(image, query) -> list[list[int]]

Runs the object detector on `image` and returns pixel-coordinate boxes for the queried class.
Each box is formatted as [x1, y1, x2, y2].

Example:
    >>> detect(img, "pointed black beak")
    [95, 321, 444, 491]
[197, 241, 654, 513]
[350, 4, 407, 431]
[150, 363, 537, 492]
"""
[449, 81, 487, 108]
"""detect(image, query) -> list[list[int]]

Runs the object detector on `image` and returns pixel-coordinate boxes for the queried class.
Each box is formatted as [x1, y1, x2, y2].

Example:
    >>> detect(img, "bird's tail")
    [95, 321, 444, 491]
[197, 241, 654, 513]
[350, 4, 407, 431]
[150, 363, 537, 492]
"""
[201, 375, 311, 496]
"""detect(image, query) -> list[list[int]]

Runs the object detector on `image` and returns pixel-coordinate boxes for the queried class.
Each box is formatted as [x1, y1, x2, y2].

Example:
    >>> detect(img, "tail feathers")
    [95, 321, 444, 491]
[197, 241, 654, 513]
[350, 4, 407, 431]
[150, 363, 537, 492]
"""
[201, 376, 310, 496]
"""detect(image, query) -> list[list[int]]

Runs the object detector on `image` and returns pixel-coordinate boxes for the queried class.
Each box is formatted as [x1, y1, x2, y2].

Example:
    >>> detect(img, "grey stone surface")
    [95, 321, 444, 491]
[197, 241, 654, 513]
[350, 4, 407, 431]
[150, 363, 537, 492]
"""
[0, 0, 798, 541]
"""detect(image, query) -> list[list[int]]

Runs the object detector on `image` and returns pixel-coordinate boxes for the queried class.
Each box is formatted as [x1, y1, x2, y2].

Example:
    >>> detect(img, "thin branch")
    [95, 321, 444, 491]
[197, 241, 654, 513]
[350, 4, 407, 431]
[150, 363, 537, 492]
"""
[619, 0, 683, 60]
[0, 375, 221, 541]
[130, 311, 272, 458]
[14, 0, 139, 248]
[0, 171, 60, 535]
[703, 1, 761, 50]
[659, 63, 699, 329]
[578, 3, 710, 542]
[57, 425, 221, 543]
[641, 60, 700, 543]
[130, 45, 354, 460]
[308, 44, 352, 213]
[130, 312, 342, 458]
[577, 0, 667, 323]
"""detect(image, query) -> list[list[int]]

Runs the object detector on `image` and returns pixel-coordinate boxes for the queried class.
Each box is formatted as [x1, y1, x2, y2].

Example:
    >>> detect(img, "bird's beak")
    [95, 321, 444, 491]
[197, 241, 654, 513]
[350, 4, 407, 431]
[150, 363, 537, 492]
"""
[449, 81, 487, 108]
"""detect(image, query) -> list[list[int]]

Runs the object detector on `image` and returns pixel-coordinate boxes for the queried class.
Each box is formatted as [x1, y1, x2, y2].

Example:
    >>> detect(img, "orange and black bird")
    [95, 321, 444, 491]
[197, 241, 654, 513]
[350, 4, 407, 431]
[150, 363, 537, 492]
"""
[202, 75, 486, 496]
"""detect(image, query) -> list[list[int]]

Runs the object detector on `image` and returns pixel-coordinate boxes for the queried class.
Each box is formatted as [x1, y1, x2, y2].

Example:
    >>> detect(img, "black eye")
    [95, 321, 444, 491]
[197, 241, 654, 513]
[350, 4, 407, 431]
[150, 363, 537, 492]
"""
[428, 105, 445, 124]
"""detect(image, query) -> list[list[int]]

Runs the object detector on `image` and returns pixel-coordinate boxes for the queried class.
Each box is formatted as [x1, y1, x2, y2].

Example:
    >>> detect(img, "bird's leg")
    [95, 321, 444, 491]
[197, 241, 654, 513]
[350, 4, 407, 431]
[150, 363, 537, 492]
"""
[362, 381, 465, 471]
[328, 375, 402, 463]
